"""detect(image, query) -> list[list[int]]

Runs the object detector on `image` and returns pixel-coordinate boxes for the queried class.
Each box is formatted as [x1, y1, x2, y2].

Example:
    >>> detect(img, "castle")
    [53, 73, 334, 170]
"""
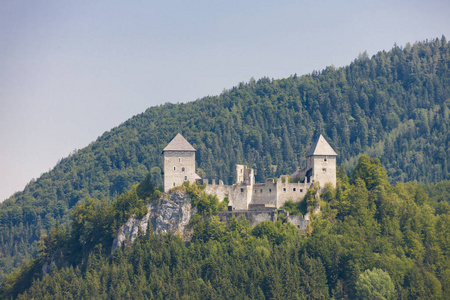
[162, 133, 337, 211]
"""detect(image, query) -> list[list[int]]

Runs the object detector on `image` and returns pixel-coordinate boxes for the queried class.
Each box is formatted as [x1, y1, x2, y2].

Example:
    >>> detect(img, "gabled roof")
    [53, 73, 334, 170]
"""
[306, 134, 337, 156]
[163, 133, 196, 152]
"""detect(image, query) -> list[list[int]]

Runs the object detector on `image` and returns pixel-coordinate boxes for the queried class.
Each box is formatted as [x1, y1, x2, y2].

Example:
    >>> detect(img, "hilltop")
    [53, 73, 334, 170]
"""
[0, 37, 449, 281]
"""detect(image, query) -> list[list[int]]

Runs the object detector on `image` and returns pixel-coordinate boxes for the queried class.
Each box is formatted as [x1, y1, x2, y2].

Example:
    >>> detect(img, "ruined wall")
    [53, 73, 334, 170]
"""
[218, 210, 310, 231]
[217, 211, 278, 227]
[203, 179, 253, 210]
[250, 179, 277, 206]
[230, 184, 253, 210]
[276, 181, 310, 208]
[204, 179, 232, 202]
[287, 214, 310, 231]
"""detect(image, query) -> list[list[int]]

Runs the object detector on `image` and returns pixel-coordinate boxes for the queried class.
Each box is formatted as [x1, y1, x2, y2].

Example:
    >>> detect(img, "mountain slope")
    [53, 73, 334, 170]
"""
[1, 37, 449, 281]
[2, 156, 449, 299]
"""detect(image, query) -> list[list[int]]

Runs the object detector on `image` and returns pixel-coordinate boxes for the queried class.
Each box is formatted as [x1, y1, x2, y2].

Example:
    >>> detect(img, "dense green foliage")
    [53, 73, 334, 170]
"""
[0, 37, 449, 281]
[0, 176, 156, 298]
[355, 268, 396, 300]
[1, 155, 449, 299]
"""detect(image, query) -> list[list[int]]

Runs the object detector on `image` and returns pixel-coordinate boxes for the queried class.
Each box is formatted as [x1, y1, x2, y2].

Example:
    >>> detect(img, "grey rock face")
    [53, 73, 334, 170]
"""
[111, 190, 193, 253]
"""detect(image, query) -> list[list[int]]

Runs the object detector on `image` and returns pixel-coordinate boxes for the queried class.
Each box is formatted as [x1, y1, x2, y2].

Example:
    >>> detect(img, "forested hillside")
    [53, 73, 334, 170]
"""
[0, 37, 449, 281]
[2, 156, 449, 299]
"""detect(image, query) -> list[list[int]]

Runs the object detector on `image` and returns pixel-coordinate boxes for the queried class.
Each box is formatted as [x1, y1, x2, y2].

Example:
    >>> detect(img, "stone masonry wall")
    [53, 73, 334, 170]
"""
[312, 155, 336, 188]
[163, 151, 197, 193]
[276, 181, 311, 208]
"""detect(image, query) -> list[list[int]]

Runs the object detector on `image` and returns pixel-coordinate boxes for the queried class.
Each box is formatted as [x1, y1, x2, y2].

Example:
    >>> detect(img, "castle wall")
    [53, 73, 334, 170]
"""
[276, 181, 310, 208]
[230, 184, 253, 210]
[217, 210, 310, 232]
[203, 180, 253, 211]
[287, 214, 310, 231]
[217, 211, 277, 227]
[163, 151, 197, 193]
[250, 179, 277, 207]
[204, 180, 232, 203]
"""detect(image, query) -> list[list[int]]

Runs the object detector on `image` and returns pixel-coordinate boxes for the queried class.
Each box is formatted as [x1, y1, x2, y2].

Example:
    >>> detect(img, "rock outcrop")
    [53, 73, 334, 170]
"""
[111, 189, 194, 252]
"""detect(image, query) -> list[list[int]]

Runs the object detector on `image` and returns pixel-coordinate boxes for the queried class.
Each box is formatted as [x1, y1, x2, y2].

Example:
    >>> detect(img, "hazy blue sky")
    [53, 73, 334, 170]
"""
[1, 0, 449, 201]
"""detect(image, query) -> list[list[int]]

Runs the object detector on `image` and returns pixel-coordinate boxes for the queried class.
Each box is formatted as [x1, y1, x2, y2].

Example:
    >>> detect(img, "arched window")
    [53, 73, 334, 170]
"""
[182, 167, 185, 172]
[178, 158, 181, 162]
[173, 166, 176, 171]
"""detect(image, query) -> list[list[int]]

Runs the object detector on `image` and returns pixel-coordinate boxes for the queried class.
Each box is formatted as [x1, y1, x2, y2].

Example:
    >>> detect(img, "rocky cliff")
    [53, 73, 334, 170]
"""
[111, 189, 194, 252]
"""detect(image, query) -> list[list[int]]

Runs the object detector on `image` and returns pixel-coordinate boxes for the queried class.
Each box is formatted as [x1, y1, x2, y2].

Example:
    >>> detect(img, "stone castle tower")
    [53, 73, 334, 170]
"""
[162, 133, 201, 193]
[293, 134, 338, 188]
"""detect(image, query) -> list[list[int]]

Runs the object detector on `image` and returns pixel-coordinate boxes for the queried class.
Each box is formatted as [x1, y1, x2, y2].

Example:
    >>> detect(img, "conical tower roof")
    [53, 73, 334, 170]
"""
[306, 134, 337, 156]
[163, 133, 196, 152]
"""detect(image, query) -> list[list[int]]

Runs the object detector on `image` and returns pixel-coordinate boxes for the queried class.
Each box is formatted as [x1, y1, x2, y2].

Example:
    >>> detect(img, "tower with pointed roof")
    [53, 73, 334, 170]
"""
[162, 133, 201, 193]
[304, 134, 337, 187]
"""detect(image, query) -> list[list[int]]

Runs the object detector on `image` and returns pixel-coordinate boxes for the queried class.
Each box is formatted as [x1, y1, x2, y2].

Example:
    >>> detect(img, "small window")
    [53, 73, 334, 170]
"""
[283, 188, 286, 192]
[184, 176, 187, 181]
[322, 168, 326, 172]
[300, 189, 303, 192]
[240, 188, 244, 193]
[260, 189, 263, 193]
[269, 189, 272, 193]
[173, 182, 176, 187]
[293, 188, 296, 192]
[173, 166, 176, 171]
[182, 167, 185, 172]
[324, 158, 327, 162]
[178, 158, 181, 162]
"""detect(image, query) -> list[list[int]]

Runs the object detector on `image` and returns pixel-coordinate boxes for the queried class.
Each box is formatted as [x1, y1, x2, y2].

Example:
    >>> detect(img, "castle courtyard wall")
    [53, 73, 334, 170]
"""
[250, 180, 277, 207]
[276, 181, 310, 208]
[204, 180, 231, 203]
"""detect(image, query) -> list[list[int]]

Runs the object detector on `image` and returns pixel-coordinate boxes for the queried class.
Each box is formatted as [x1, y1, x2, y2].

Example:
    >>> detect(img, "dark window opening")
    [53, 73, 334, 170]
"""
[240, 188, 244, 193]
[283, 188, 286, 192]
[182, 167, 185, 172]
[293, 188, 296, 191]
